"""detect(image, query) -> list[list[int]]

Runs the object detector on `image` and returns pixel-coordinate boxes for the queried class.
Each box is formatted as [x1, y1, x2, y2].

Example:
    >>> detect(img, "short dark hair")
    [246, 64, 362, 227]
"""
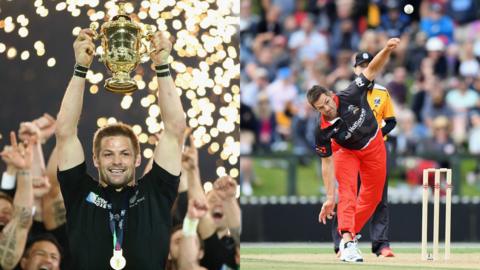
[93, 123, 140, 158]
[0, 191, 13, 206]
[306, 85, 332, 108]
[23, 233, 63, 260]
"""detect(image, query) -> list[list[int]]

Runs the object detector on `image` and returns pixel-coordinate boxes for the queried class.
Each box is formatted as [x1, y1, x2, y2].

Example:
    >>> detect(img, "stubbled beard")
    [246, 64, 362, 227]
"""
[100, 170, 134, 189]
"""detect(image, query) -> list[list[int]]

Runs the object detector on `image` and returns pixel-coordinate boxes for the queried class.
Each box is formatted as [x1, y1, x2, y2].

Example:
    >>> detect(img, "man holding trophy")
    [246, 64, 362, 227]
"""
[55, 13, 186, 270]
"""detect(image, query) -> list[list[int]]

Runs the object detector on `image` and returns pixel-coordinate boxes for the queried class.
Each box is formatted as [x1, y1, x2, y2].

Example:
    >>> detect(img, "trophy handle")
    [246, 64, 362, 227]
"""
[89, 22, 103, 41]
[140, 25, 155, 62]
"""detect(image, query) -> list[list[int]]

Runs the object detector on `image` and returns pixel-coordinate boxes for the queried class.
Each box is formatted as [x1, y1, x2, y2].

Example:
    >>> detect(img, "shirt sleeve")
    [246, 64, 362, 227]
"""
[383, 91, 396, 119]
[139, 162, 180, 208]
[57, 162, 95, 213]
[345, 73, 373, 98]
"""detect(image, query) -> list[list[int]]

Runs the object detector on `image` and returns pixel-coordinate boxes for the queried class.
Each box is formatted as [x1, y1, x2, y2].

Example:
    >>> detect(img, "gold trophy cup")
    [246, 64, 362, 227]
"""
[90, 3, 152, 94]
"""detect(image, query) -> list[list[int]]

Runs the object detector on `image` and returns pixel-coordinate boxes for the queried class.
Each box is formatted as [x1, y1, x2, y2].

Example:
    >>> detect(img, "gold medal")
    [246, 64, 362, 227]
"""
[110, 249, 126, 270]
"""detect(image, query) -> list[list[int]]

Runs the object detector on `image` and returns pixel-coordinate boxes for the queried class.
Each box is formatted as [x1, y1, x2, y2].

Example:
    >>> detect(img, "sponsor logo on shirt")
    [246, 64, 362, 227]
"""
[348, 105, 360, 115]
[85, 190, 145, 209]
[355, 77, 365, 87]
[347, 108, 366, 136]
[315, 145, 327, 154]
[129, 190, 145, 208]
[374, 97, 381, 107]
[86, 192, 108, 209]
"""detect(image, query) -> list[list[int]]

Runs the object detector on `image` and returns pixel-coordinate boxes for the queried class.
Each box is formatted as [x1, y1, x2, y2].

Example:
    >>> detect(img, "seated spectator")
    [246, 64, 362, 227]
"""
[241, 67, 269, 108]
[468, 110, 480, 154]
[254, 93, 277, 153]
[425, 37, 448, 78]
[417, 116, 456, 157]
[330, 18, 360, 57]
[446, 77, 480, 143]
[387, 66, 408, 105]
[422, 79, 454, 129]
[405, 31, 428, 72]
[288, 14, 328, 63]
[420, 2, 455, 43]
[266, 67, 298, 140]
[459, 41, 480, 78]
[377, 1, 411, 66]
[446, 0, 479, 25]
[378, 0, 411, 39]
[358, 29, 383, 55]
[256, 5, 282, 36]
[395, 109, 426, 155]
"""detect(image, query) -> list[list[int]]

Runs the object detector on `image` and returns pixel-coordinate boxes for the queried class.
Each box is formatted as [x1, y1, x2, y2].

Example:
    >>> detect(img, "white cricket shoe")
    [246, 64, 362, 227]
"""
[340, 235, 363, 262]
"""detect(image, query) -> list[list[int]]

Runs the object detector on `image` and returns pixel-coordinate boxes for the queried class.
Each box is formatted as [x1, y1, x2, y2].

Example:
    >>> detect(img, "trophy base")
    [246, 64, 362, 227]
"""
[105, 78, 138, 94]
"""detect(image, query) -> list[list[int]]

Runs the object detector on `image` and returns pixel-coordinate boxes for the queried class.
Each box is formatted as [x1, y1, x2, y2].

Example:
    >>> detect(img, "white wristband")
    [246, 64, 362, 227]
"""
[1, 172, 16, 190]
[182, 217, 199, 237]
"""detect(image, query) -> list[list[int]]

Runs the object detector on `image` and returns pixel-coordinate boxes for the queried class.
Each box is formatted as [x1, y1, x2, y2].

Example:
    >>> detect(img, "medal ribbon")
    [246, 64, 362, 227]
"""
[106, 190, 130, 251]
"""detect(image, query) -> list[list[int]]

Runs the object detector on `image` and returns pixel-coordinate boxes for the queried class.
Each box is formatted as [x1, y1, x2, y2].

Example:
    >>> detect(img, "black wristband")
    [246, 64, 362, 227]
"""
[155, 64, 171, 77]
[156, 71, 171, 77]
[73, 64, 88, 78]
[155, 64, 169, 71]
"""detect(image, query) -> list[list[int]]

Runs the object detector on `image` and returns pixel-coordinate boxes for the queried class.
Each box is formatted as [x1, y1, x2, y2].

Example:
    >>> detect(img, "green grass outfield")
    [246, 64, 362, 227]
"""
[241, 243, 480, 270]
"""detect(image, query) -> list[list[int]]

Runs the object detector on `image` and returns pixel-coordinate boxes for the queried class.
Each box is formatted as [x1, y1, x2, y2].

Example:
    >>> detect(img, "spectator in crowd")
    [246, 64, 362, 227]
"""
[330, 17, 360, 57]
[241, 67, 270, 109]
[288, 14, 329, 64]
[395, 109, 425, 155]
[0, 133, 34, 270]
[256, 5, 282, 36]
[266, 67, 298, 140]
[425, 37, 448, 78]
[19, 234, 62, 270]
[420, 2, 455, 43]
[405, 31, 428, 72]
[422, 79, 454, 130]
[199, 178, 240, 270]
[181, 136, 240, 269]
[417, 116, 457, 159]
[459, 41, 480, 78]
[446, 0, 479, 25]
[166, 198, 207, 270]
[446, 77, 480, 143]
[468, 110, 480, 154]
[387, 66, 408, 105]
[254, 92, 278, 153]
[378, 0, 411, 39]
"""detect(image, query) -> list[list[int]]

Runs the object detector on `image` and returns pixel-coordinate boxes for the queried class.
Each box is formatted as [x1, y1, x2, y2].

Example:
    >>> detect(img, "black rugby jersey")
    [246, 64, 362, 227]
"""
[315, 74, 378, 157]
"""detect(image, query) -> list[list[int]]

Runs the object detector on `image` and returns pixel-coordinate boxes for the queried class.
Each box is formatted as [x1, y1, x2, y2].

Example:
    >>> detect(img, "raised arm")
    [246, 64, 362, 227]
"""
[18, 122, 51, 222]
[42, 147, 66, 230]
[213, 176, 241, 245]
[150, 31, 187, 175]
[55, 29, 95, 171]
[318, 156, 336, 224]
[178, 198, 208, 270]
[362, 38, 400, 81]
[0, 133, 34, 270]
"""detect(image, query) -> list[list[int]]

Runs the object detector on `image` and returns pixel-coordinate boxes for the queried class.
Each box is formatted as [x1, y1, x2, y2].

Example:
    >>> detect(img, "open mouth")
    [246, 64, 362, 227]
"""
[0, 217, 8, 227]
[39, 265, 51, 270]
[108, 168, 126, 176]
[212, 210, 224, 220]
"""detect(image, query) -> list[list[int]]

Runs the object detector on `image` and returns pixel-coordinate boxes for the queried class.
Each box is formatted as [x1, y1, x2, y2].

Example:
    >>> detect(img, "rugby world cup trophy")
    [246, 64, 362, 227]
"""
[90, 3, 153, 93]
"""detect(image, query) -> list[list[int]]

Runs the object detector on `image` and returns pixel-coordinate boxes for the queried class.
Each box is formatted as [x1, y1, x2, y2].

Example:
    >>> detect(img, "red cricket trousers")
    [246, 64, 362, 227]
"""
[333, 130, 387, 235]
